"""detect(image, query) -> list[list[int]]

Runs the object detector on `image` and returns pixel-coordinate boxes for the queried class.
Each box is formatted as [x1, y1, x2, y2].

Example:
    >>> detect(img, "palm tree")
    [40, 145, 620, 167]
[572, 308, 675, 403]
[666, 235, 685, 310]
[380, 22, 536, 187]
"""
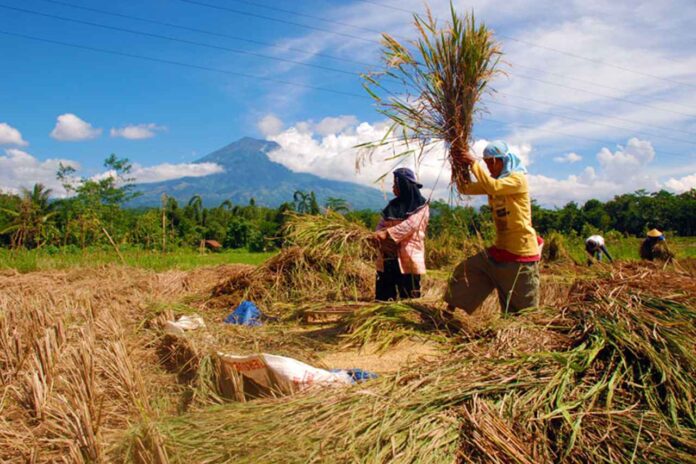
[325, 197, 350, 214]
[188, 194, 203, 224]
[293, 190, 321, 214]
[293, 190, 310, 214]
[0, 183, 56, 248]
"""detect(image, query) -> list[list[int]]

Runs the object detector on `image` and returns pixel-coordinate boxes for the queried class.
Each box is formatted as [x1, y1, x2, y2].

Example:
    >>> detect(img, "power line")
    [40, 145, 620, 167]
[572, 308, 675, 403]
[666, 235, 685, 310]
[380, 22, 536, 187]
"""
[512, 73, 695, 118]
[496, 91, 696, 138]
[349, 0, 696, 90]
[1, 28, 690, 159]
[176, 0, 377, 44]
[482, 117, 691, 159]
[487, 100, 696, 146]
[508, 62, 696, 114]
[0, 29, 369, 99]
[33, 0, 375, 67]
[222, 0, 388, 37]
[37, 0, 694, 114]
[176, 0, 696, 112]
[0, 4, 359, 76]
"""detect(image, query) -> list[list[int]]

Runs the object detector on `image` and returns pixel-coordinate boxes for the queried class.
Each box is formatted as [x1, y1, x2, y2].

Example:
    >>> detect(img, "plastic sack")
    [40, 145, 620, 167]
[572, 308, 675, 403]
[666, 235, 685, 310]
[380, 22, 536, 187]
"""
[216, 353, 352, 399]
[163, 314, 206, 336]
[224, 300, 263, 326]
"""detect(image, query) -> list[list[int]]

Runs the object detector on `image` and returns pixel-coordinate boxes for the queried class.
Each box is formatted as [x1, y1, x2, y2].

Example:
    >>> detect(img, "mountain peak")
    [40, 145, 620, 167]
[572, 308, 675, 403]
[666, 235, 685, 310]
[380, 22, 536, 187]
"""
[196, 137, 279, 164]
[132, 136, 384, 209]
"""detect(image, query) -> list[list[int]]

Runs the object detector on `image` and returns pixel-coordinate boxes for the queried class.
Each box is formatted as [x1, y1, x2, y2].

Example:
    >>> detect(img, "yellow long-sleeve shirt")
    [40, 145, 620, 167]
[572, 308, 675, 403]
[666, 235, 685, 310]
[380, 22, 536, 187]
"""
[460, 162, 539, 256]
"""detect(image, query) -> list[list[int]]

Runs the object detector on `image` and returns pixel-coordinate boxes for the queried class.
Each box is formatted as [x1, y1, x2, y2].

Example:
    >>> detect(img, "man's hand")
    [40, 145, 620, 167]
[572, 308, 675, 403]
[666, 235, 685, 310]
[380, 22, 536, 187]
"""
[452, 145, 477, 166]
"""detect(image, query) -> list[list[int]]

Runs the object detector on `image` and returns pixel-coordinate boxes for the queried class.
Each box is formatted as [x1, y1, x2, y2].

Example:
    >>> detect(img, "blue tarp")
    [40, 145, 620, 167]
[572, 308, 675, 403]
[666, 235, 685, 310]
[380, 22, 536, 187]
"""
[331, 368, 379, 383]
[224, 300, 263, 326]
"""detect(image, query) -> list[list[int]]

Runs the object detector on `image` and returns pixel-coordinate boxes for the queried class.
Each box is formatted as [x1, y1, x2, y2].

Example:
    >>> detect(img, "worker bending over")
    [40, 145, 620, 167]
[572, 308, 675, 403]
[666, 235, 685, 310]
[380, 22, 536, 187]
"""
[585, 235, 613, 263]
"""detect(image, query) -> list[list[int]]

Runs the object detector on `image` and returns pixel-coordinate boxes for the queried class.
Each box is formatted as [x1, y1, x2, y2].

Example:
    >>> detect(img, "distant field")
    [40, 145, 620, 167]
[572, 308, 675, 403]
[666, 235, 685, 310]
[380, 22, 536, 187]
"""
[562, 235, 696, 262]
[0, 247, 276, 273]
[1, 236, 694, 273]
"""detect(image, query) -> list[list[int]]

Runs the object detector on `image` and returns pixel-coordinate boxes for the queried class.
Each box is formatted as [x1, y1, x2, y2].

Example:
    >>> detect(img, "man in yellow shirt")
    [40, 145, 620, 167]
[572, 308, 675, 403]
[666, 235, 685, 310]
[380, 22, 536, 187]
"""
[444, 140, 542, 315]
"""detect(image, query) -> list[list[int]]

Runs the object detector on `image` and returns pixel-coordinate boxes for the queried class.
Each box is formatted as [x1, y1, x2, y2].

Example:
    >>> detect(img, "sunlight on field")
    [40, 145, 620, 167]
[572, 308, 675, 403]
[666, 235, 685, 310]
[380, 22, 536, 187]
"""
[0, 247, 276, 273]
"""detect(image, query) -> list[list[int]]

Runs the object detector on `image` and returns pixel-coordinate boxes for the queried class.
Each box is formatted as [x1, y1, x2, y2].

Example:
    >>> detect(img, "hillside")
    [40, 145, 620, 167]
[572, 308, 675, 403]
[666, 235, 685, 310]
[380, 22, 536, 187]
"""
[130, 137, 385, 209]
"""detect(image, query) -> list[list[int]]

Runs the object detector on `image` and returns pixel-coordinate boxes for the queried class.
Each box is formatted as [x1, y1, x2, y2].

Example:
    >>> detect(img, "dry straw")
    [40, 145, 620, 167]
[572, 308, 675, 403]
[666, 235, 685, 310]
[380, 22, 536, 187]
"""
[212, 212, 378, 312]
[124, 263, 696, 463]
[360, 4, 502, 188]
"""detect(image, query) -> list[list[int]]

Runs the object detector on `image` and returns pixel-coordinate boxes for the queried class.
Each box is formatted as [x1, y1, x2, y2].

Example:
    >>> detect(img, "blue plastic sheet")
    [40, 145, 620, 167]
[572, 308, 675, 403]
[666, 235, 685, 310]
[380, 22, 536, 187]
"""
[331, 368, 378, 383]
[224, 300, 263, 326]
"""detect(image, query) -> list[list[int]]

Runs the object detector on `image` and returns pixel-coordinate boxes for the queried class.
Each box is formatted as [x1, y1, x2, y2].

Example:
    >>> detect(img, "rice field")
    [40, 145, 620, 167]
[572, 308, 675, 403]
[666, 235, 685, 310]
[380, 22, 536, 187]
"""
[0, 238, 694, 462]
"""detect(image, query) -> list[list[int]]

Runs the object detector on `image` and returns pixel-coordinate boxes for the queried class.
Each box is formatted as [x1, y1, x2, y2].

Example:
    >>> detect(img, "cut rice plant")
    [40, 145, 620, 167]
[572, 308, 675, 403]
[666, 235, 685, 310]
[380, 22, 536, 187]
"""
[283, 211, 377, 262]
[121, 265, 696, 463]
[340, 300, 451, 352]
[542, 231, 572, 263]
[211, 246, 375, 313]
[360, 4, 502, 189]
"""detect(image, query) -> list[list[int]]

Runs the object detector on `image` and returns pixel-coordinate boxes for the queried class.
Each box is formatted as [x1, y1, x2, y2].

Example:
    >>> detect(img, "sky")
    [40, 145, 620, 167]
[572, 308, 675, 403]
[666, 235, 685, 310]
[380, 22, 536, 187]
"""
[0, 0, 695, 206]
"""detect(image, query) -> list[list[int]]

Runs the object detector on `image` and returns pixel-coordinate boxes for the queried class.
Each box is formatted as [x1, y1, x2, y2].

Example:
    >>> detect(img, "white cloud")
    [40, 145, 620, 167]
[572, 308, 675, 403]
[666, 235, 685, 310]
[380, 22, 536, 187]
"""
[257, 114, 284, 137]
[110, 123, 166, 140]
[665, 173, 696, 193]
[260, 0, 695, 169]
[0, 147, 223, 197]
[0, 148, 79, 197]
[528, 138, 662, 205]
[261, 113, 694, 207]
[314, 115, 359, 136]
[554, 152, 582, 163]
[262, 115, 531, 201]
[130, 162, 223, 183]
[0, 123, 28, 146]
[91, 162, 224, 184]
[50, 113, 102, 141]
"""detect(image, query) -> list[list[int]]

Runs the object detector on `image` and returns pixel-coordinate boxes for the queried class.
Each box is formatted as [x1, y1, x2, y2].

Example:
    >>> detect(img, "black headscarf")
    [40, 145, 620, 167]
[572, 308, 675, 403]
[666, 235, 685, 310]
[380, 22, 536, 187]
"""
[382, 171, 427, 220]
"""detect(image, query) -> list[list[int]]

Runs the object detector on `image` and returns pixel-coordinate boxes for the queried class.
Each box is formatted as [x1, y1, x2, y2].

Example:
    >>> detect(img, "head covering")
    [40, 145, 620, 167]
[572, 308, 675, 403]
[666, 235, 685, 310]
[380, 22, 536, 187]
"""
[647, 229, 665, 241]
[393, 167, 423, 188]
[382, 168, 427, 220]
[483, 140, 527, 178]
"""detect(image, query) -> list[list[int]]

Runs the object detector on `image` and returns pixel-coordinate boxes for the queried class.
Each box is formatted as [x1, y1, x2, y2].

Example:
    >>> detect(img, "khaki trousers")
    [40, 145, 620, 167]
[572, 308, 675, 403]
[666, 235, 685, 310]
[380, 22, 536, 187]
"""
[444, 252, 540, 314]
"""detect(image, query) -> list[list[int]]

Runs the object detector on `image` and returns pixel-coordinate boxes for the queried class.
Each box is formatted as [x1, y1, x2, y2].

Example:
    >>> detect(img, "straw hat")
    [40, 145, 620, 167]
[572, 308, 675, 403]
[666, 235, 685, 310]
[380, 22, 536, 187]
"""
[647, 229, 663, 238]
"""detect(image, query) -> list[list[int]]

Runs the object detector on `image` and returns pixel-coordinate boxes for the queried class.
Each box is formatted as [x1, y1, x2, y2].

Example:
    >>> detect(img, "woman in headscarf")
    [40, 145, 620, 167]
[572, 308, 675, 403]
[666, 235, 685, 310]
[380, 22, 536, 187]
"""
[444, 140, 542, 315]
[373, 167, 430, 301]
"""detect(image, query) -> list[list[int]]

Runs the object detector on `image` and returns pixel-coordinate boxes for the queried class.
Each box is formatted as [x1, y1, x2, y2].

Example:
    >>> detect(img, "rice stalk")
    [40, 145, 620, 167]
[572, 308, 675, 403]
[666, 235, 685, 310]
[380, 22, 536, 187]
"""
[340, 300, 451, 352]
[360, 4, 503, 189]
[283, 211, 377, 262]
[122, 266, 696, 463]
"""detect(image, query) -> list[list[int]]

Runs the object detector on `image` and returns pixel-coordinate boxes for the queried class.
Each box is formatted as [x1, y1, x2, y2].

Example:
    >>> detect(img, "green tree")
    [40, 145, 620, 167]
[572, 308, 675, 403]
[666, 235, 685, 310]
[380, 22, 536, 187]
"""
[325, 197, 350, 213]
[0, 183, 57, 248]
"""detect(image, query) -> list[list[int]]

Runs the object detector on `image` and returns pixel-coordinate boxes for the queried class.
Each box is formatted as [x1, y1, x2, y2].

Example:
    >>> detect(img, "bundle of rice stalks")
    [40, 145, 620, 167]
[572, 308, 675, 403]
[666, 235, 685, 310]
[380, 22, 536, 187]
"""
[212, 246, 375, 313]
[361, 5, 502, 189]
[284, 211, 377, 262]
[340, 300, 451, 352]
[542, 231, 571, 263]
[123, 264, 696, 463]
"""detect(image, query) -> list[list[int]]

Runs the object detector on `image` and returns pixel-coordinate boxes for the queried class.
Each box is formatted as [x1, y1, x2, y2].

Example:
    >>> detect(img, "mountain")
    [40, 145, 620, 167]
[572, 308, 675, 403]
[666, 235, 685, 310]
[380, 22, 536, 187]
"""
[129, 137, 385, 209]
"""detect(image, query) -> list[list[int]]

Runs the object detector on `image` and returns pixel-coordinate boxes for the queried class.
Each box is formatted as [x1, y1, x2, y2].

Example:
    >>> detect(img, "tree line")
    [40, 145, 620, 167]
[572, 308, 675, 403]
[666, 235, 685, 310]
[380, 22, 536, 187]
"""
[1, 155, 694, 251]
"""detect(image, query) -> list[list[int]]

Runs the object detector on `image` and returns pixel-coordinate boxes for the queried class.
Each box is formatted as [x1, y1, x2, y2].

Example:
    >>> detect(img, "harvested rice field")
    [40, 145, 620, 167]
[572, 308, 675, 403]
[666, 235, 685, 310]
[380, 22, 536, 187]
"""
[1, 253, 694, 463]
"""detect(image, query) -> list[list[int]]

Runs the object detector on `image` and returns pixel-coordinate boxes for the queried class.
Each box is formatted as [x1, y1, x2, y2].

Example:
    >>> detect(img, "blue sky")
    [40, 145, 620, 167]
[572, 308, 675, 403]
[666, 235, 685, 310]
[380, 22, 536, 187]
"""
[1, 0, 694, 206]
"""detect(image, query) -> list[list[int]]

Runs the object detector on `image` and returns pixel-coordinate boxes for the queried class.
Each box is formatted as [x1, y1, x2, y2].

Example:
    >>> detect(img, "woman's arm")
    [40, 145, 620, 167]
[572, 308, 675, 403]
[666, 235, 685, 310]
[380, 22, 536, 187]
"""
[385, 206, 428, 243]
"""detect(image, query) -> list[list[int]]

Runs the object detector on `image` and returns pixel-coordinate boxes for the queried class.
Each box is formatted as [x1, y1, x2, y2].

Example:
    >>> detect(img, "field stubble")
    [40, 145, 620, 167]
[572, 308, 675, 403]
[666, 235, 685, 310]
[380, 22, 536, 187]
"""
[0, 250, 694, 463]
